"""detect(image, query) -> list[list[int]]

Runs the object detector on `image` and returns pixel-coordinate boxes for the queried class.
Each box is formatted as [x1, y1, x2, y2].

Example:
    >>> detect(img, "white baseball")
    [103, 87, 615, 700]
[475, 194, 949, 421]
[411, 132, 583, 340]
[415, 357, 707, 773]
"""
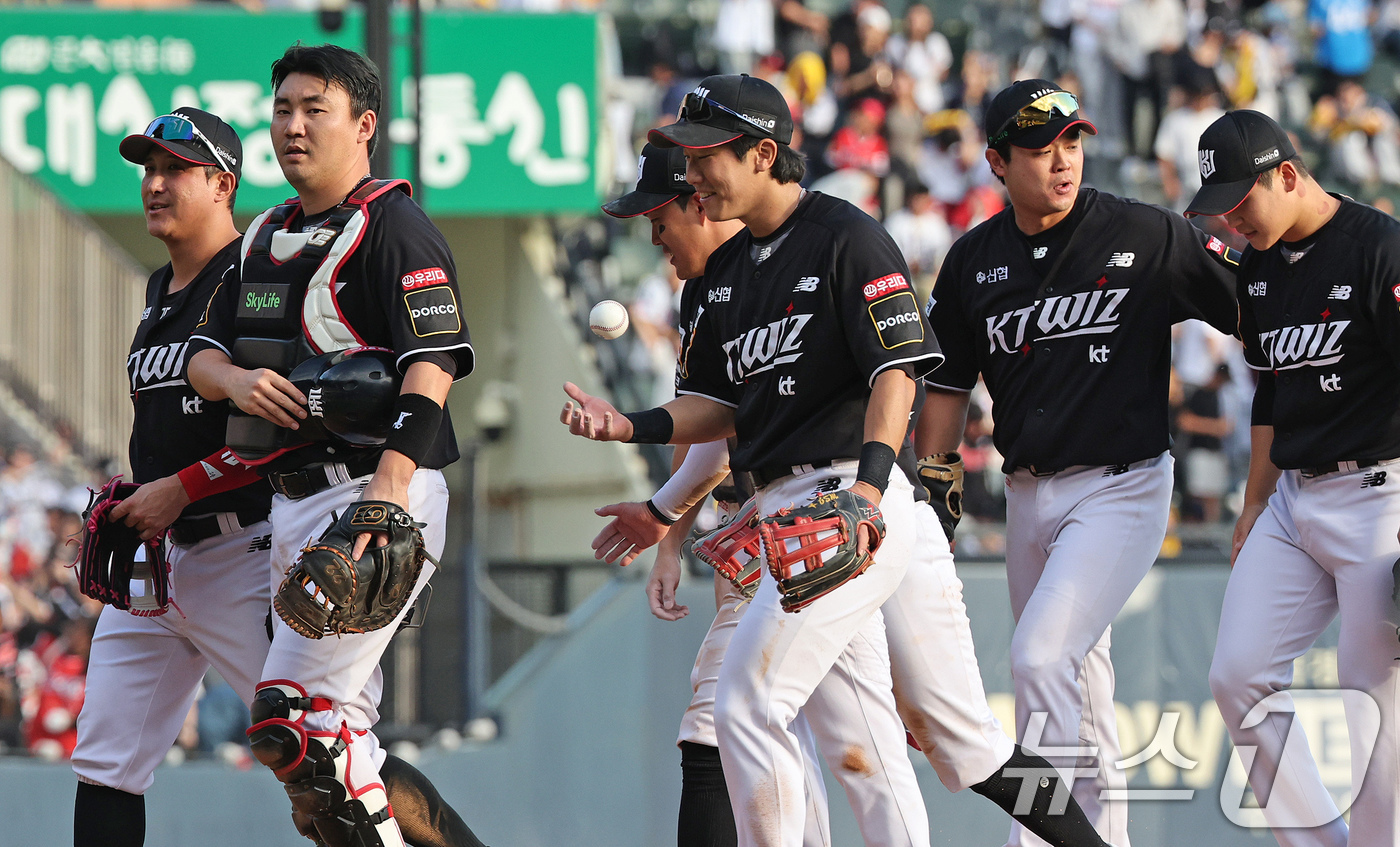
[589, 299, 629, 339]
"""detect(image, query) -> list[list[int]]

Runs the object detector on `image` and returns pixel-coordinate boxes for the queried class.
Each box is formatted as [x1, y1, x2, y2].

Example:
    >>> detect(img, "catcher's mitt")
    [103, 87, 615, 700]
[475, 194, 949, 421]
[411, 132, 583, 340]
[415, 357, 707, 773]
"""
[692, 497, 764, 599]
[758, 489, 885, 613]
[75, 476, 171, 616]
[274, 501, 427, 639]
[917, 452, 964, 543]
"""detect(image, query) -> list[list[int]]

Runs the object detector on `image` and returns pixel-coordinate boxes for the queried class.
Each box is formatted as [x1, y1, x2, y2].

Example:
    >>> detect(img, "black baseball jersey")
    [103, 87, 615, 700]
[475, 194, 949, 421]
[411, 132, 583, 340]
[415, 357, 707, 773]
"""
[925, 188, 1239, 472]
[1238, 196, 1400, 468]
[676, 191, 943, 473]
[128, 238, 272, 517]
[189, 183, 473, 472]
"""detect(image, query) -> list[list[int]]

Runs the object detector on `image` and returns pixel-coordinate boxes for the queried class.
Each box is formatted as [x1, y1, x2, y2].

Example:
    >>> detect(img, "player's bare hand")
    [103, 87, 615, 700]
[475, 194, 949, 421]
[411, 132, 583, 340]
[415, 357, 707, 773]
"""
[352, 470, 409, 560]
[647, 551, 689, 621]
[109, 476, 191, 541]
[593, 501, 669, 566]
[850, 481, 883, 556]
[228, 368, 307, 429]
[1231, 503, 1268, 566]
[560, 382, 632, 442]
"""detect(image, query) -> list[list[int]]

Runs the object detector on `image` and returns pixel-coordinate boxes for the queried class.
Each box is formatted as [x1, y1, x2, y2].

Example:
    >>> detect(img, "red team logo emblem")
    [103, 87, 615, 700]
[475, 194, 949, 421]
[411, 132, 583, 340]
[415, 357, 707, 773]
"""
[401, 268, 448, 290]
[863, 273, 910, 301]
[1392, 282, 1400, 302]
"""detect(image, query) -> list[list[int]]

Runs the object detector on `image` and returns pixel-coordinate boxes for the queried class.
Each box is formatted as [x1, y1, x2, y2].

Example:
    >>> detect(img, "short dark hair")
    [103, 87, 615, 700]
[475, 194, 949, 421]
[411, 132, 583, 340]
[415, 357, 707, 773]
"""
[271, 43, 382, 155]
[202, 165, 237, 212]
[1257, 154, 1310, 188]
[728, 135, 807, 184]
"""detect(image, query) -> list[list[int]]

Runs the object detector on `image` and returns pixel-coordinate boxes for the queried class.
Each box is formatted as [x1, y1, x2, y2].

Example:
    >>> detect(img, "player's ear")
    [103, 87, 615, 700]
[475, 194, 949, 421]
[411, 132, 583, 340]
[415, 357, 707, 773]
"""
[985, 147, 1006, 179]
[214, 171, 236, 207]
[357, 108, 378, 148]
[754, 139, 779, 175]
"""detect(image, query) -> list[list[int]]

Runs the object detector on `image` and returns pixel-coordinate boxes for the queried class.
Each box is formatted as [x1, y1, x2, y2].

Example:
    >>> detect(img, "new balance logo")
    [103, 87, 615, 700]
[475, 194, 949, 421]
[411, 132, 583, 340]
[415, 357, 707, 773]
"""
[1103, 464, 1131, 477]
[1032, 246, 1048, 260]
[246, 534, 273, 552]
[1329, 285, 1352, 300]
[794, 277, 820, 292]
[813, 478, 841, 493]
[1106, 252, 1135, 268]
[1362, 471, 1388, 488]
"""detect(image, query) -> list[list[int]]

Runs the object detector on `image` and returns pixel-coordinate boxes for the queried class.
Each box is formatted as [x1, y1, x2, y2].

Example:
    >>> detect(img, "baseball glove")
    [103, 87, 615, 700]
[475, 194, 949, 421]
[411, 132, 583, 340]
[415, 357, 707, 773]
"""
[75, 476, 171, 616]
[758, 489, 885, 613]
[917, 452, 964, 543]
[274, 501, 427, 639]
[692, 497, 764, 599]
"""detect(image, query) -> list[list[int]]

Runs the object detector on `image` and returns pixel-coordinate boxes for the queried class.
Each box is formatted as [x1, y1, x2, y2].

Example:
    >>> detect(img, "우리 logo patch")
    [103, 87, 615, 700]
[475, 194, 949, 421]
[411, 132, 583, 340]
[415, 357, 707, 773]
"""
[863, 273, 909, 301]
[401, 267, 449, 290]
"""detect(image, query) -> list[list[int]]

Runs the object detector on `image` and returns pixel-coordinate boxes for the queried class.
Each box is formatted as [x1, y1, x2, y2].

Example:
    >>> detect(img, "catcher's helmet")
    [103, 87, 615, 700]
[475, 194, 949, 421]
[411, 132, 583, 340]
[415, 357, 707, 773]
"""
[290, 347, 401, 447]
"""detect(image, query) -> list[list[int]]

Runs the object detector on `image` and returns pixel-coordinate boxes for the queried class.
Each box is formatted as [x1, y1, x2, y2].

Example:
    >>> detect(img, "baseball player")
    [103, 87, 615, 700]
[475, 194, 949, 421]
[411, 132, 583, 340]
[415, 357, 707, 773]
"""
[1189, 110, 1400, 847]
[568, 74, 1111, 847]
[185, 45, 484, 847]
[70, 109, 276, 847]
[919, 80, 1239, 847]
[601, 143, 922, 847]
[598, 148, 1115, 846]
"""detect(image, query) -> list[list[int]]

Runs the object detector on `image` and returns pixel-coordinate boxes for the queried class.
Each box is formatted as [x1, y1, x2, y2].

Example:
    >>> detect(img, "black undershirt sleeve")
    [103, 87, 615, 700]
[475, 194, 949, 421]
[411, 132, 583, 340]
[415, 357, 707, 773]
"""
[1251, 371, 1275, 427]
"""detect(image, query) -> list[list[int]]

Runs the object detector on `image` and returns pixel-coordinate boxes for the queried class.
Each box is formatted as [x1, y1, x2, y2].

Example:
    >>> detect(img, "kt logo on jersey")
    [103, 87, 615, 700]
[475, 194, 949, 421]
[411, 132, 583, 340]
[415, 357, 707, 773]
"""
[722, 314, 812, 382]
[985, 289, 1128, 354]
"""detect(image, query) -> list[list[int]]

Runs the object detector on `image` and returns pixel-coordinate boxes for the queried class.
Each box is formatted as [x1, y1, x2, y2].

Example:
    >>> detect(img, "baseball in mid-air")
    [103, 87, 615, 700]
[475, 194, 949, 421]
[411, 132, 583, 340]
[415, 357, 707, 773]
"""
[589, 299, 629, 339]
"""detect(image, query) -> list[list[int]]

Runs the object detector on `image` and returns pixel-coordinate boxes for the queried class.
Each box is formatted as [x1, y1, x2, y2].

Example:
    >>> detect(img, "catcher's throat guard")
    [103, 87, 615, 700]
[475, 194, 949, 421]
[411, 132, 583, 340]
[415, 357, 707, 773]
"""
[274, 501, 430, 639]
[75, 476, 172, 616]
[758, 489, 885, 613]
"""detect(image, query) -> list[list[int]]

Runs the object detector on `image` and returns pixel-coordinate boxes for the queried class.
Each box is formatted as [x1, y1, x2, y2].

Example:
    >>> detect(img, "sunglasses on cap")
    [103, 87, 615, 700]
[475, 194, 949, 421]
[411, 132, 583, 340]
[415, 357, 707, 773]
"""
[680, 92, 775, 137]
[989, 91, 1081, 145]
[142, 113, 234, 173]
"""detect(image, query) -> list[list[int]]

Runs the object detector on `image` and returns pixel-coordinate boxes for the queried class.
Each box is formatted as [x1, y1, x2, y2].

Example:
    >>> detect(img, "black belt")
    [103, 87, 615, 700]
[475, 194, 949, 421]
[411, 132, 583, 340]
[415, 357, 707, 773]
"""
[169, 509, 270, 546]
[267, 451, 382, 500]
[1299, 458, 1395, 479]
[750, 459, 849, 488]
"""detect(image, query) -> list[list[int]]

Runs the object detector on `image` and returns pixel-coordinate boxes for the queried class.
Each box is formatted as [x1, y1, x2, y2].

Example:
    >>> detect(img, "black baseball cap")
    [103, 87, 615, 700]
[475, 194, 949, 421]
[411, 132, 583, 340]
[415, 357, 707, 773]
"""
[602, 144, 695, 218]
[120, 107, 242, 182]
[985, 79, 1097, 149]
[648, 74, 794, 149]
[1185, 110, 1296, 217]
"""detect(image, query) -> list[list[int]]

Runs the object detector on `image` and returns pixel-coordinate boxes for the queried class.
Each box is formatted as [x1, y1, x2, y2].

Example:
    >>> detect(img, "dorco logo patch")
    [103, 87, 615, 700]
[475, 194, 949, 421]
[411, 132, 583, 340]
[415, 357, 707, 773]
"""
[868, 291, 924, 349]
[405, 286, 462, 337]
[401, 267, 449, 290]
[863, 273, 910, 301]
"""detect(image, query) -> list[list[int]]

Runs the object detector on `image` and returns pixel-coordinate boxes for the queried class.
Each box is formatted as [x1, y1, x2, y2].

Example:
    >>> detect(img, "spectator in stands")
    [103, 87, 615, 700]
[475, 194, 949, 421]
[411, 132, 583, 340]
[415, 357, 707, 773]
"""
[714, 0, 776, 75]
[630, 263, 684, 408]
[883, 181, 951, 299]
[1112, 0, 1187, 164]
[1155, 69, 1226, 213]
[887, 3, 952, 114]
[24, 616, 92, 761]
[832, 3, 896, 102]
[1310, 0, 1374, 95]
[885, 69, 926, 183]
[1312, 78, 1400, 189]
[776, 0, 831, 57]
[825, 96, 891, 176]
[947, 49, 997, 132]
[1219, 21, 1283, 117]
[1177, 363, 1234, 523]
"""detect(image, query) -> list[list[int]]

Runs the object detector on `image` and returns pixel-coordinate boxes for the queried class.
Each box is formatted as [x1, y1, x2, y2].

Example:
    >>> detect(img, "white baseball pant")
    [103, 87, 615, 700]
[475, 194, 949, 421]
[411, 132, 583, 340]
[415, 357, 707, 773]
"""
[885, 503, 1017, 790]
[715, 463, 923, 847]
[73, 520, 273, 794]
[678, 579, 830, 847]
[259, 467, 446, 838]
[1002, 452, 1174, 847]
[1210, 464, 1400, 847]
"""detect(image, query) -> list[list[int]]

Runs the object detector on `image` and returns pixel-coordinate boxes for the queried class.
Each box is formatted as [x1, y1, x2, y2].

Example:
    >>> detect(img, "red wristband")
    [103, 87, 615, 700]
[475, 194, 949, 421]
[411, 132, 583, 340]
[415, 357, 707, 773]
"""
[177, 448, 262, 502]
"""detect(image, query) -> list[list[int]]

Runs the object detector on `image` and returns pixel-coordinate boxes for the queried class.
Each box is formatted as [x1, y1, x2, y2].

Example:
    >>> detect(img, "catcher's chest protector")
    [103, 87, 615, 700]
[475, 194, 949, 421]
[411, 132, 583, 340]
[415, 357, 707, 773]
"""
[238, 178, 410, 356]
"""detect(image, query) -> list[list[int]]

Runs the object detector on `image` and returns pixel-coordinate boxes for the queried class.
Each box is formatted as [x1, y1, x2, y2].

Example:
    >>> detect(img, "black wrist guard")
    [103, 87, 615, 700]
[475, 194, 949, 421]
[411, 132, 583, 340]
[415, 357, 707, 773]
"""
[645, 499, 678, 526]
[383, 393, 443, 465]
[855, 441, 897, 493]
[623, 408, 674, 444]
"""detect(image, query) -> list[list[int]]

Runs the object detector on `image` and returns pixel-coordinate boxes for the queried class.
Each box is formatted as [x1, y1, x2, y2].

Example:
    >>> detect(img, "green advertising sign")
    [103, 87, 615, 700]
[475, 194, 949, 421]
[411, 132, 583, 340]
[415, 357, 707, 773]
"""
[0, 9, 598, 214]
